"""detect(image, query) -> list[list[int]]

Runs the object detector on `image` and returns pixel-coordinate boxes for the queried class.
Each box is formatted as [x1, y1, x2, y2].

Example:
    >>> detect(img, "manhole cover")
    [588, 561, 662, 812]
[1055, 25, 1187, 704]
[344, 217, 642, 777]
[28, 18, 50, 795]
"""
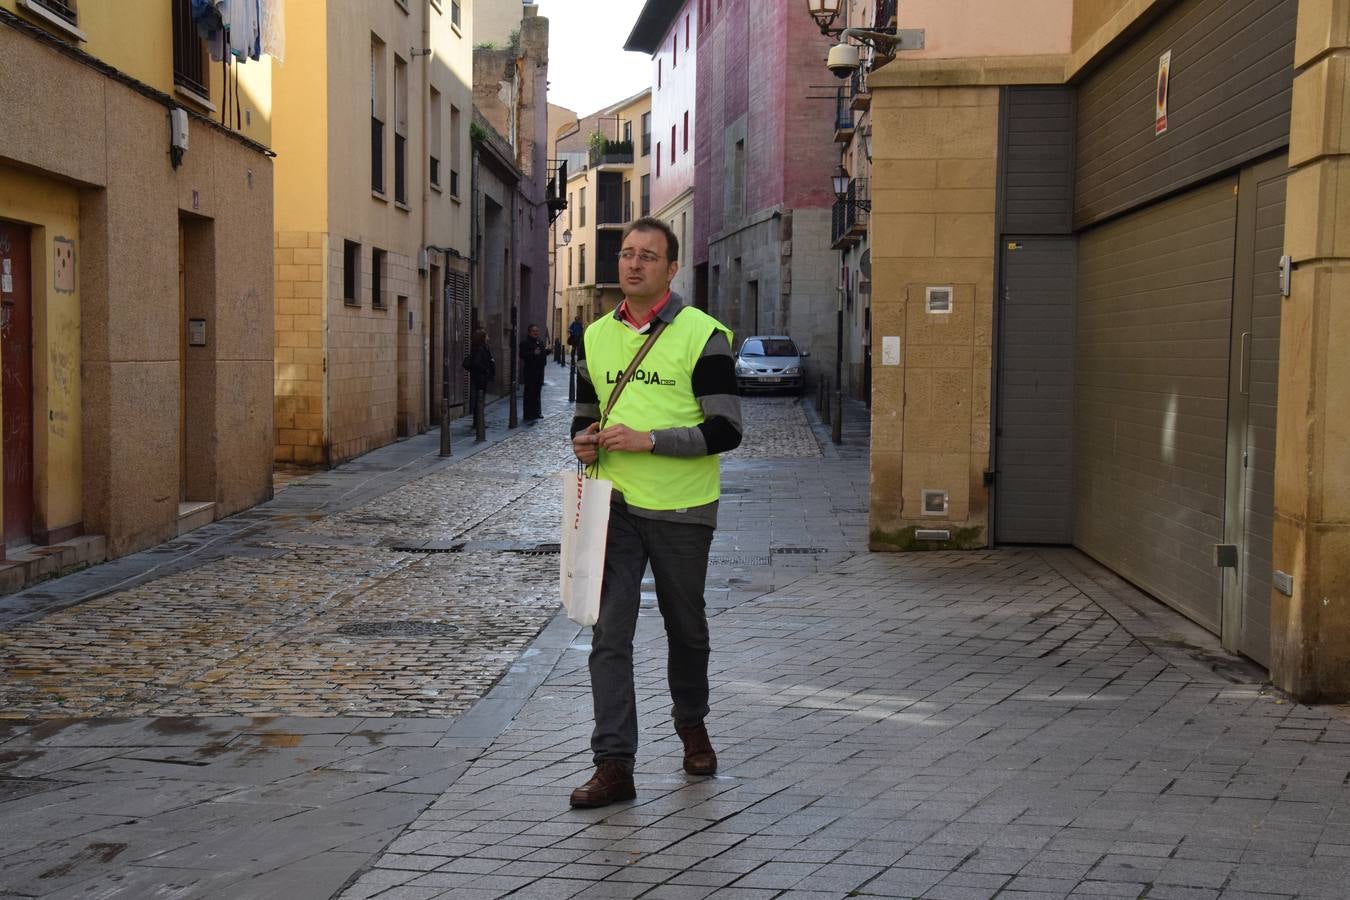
[773, 547, 828, 555]
[335, 621, 460, 637]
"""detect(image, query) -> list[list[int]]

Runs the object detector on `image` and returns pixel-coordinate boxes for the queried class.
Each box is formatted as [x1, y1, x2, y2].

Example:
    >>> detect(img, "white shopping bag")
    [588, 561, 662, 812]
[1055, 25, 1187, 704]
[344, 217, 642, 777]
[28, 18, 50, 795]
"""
[559, 467, 612, 626]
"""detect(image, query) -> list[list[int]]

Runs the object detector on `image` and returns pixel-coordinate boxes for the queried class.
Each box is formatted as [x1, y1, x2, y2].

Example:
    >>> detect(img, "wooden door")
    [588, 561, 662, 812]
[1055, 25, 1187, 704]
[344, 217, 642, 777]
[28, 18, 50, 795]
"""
[0, 221, 34, 545]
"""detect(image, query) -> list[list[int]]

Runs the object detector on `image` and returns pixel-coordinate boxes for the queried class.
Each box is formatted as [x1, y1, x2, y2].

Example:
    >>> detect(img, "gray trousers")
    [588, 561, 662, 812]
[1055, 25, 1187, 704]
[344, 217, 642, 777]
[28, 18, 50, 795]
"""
[589, 497, 714, 767]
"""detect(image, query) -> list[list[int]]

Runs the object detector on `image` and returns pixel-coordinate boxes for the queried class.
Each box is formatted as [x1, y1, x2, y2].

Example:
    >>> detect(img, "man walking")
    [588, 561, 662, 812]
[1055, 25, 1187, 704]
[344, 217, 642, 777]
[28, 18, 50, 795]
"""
[567, 312, 584, 364]
[518, 324, 549, 421]
[568, 217, 742, 808]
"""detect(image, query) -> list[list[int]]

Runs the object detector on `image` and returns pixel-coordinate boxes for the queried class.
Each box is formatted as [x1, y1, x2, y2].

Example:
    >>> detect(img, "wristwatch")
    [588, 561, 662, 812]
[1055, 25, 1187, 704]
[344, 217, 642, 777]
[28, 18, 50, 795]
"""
[648, 431, 657, 453]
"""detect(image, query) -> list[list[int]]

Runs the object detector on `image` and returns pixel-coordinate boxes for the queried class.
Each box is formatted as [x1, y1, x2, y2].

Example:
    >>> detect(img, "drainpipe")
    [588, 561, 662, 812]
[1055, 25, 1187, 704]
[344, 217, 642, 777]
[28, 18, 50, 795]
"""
[421, 1, 441, 453]
[472, 145, 483, 441]
[508, 190, 519, 429]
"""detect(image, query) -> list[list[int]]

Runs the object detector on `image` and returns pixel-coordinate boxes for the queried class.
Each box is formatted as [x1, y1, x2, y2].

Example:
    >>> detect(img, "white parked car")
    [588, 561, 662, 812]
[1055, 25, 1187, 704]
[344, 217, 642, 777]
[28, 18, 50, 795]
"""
[734, 335, 808, 394]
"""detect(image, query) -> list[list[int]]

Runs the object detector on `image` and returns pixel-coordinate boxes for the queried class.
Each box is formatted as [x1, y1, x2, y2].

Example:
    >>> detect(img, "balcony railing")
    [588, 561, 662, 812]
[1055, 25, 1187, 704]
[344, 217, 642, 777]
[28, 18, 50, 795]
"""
[597, 196, 631, 226]
[830, 180, 869, 249]
[834, 87, 854, 142]
[589, 138, 634, 167]
[545, 159, 568, 223]
[850, 68, 870, 111]
[847, 178, 870, 237]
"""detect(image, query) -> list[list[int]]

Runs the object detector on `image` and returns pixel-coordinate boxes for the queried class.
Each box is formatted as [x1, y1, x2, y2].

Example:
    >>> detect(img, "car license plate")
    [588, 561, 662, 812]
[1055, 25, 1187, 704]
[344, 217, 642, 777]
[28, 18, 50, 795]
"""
[761, 377, 781, 384]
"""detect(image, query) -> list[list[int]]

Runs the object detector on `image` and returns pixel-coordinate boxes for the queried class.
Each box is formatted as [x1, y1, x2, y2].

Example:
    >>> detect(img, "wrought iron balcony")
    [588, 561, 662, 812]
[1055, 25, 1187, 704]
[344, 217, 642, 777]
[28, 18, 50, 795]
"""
[830, 179, 869, 249]
[850, 68, 870, 111]
[833, 86, 854, 143]
[545, 159, 568, 223]
[876, 0, 898, 29]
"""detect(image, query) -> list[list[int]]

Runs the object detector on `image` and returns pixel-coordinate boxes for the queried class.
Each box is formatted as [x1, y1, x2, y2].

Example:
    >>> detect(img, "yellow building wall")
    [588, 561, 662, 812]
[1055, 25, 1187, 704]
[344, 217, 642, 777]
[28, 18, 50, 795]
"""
[271, 0, 474, 465]
[271, 0, 329, 464]
[0, 165, 82, 540]
[0, 0, 272, 147]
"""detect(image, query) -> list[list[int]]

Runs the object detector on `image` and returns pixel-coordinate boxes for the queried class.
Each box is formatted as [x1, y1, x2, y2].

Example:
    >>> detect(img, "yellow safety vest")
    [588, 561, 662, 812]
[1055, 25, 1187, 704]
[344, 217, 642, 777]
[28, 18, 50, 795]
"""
[585, 307, 732, 510]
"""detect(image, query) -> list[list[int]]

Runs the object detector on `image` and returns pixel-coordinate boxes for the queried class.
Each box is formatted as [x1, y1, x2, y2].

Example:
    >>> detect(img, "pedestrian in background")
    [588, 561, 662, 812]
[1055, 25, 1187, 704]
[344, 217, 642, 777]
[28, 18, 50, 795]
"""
[567, 312, 584, 365]
[519, 324, 549, 422]
[463, 328, 494, 438]
[568, 217, 742, 809]
[554, 336, 565, 366]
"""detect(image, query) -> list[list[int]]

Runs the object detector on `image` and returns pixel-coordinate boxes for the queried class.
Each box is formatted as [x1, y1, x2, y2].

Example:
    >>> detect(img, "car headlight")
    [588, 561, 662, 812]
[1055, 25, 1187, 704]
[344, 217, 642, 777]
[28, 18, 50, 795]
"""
[735, 364, 751, 375]
[783, 366, 801, 376]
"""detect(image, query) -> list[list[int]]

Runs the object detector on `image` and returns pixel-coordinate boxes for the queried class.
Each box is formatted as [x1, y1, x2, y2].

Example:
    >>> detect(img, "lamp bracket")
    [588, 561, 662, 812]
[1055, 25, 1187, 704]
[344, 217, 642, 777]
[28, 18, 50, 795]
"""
[840, 26, 925, 54]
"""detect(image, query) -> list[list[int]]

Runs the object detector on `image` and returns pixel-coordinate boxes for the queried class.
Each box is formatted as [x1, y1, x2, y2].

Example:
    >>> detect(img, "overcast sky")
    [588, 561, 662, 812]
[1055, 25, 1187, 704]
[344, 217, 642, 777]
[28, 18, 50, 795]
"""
[532, 0, 653, 116]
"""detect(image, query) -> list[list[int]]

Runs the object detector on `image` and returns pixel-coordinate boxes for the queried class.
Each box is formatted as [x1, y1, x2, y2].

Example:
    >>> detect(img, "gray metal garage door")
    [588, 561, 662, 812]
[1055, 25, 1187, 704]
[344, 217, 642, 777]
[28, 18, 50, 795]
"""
[1074, 178, 1238, 632]
[1223, 157, 1288, 665]
[995, 237, 1076, 544]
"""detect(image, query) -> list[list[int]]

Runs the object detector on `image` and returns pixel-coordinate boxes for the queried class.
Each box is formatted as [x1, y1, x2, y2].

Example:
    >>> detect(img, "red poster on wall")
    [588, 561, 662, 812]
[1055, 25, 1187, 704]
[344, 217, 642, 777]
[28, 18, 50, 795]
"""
[1156, 50, 1171, 136]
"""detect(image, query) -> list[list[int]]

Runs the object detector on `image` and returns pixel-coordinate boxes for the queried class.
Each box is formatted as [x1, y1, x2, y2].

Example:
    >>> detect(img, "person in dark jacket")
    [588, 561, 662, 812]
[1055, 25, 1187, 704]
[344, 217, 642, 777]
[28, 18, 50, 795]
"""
[463, 329, 494, 436]
[519, 324, 549, 421]
[553, 337, 565, 366]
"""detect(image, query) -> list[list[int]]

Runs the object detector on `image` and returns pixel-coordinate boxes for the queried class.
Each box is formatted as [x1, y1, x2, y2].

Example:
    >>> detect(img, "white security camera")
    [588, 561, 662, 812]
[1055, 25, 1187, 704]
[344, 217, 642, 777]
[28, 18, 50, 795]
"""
[826, 42, 860, 78]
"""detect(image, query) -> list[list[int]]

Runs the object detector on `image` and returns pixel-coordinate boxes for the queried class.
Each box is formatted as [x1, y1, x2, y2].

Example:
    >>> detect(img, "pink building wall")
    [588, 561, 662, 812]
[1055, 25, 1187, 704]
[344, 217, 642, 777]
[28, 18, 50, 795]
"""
[650, 1, 698, 214]
[693, 0, 838, 265]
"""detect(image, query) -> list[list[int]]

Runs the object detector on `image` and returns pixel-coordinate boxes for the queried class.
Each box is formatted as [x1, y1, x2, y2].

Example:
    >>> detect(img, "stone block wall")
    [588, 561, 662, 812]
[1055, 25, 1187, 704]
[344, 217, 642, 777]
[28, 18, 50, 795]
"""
[326, 243, 416, 465]
[274, 231, 327, 464]
[868, 85, 999, 550]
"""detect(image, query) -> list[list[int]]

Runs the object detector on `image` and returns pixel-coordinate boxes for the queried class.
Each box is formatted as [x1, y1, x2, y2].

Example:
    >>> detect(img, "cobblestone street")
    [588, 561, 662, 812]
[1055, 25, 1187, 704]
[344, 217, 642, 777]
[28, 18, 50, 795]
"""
[0, 379, 870, 897]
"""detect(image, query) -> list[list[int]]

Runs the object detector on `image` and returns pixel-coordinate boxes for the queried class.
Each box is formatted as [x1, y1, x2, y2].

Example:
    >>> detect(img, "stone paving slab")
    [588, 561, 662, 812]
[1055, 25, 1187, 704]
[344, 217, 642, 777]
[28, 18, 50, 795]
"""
[338, 547, 1350, 899]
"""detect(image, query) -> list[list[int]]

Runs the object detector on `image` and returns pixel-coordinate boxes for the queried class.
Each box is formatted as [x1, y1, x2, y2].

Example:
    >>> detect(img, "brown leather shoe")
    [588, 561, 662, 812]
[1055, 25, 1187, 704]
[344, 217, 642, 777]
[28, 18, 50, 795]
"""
[676, 721, 718, 775]
[568, 761, 636, 808]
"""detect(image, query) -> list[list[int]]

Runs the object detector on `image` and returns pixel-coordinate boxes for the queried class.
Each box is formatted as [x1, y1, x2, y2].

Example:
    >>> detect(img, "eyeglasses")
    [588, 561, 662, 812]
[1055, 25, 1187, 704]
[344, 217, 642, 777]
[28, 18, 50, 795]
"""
[617, 249, 666, 264]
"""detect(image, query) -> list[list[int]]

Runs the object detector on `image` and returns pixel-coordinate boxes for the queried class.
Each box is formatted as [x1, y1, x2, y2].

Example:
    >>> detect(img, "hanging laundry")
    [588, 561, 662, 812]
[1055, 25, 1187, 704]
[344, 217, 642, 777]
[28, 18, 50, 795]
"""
[259, 0, 285, 63]
[191, 0, 228, 62]
[225, 0, 262, 62]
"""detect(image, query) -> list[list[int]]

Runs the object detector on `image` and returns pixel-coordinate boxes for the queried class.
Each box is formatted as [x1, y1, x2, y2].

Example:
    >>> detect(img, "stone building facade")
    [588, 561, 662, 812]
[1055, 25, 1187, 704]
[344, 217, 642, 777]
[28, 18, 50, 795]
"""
[0, 0, 275, 584]
[860, 0, 1350, 700]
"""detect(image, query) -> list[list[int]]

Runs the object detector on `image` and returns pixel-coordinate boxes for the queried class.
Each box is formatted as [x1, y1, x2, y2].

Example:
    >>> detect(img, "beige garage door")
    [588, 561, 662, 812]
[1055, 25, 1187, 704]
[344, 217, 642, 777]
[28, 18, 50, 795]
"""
[1074, 178, 1238, 632]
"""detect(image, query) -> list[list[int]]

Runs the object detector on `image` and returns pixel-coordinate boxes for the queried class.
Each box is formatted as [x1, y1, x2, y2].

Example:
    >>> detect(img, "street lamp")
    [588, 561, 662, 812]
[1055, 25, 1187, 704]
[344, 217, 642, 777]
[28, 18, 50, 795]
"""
[807, 0, 844, 33]
[559, 227, 577, 403]
[805, 0, 925, 62]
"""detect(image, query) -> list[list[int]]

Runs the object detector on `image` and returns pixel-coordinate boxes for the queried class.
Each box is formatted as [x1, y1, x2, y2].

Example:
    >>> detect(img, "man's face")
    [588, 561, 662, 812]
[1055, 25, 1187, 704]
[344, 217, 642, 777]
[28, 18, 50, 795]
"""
[528, 326, 540, 339]
[619, 228, 677, 303]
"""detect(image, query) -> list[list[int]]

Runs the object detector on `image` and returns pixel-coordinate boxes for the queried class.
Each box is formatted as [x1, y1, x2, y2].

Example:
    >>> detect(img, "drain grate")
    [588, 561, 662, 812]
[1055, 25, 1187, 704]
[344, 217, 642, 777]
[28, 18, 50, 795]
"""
[772, 547, 828, 555]
[390, 540, 560, 555]
[709, 555, 772, 567]
[336, 621, 460, 638]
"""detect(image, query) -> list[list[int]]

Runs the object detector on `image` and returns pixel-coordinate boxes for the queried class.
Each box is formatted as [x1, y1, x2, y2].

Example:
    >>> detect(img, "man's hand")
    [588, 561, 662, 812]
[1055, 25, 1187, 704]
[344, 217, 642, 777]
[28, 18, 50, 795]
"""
[596, 424, 654, 454]
[572, 422, 600, 464]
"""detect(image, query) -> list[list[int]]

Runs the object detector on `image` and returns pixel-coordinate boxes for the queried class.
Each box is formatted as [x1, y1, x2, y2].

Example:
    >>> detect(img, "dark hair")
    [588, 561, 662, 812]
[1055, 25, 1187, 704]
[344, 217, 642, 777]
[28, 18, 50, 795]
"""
[622, 216, 679, 263]
[471, 328, 488, 347]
